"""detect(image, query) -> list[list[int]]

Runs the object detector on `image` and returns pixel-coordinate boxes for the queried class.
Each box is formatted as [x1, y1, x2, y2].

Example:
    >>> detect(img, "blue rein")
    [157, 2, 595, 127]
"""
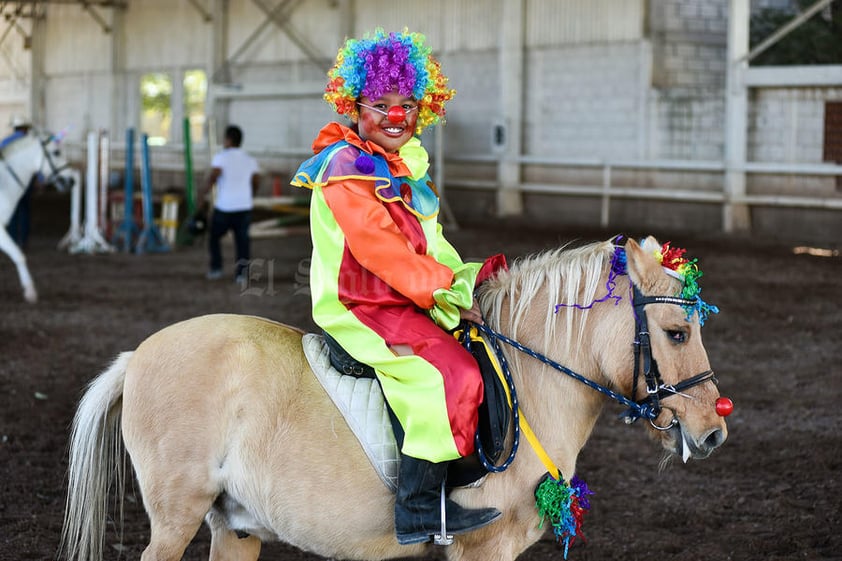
[474, 322, 663, 420]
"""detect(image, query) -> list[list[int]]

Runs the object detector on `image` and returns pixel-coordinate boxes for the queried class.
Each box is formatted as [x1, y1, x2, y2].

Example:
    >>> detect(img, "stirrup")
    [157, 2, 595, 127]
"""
[433, 479, 453, 546]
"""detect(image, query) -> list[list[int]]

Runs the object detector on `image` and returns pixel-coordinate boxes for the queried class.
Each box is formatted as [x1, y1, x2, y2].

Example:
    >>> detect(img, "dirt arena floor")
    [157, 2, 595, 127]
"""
[1, 191, 840, 561]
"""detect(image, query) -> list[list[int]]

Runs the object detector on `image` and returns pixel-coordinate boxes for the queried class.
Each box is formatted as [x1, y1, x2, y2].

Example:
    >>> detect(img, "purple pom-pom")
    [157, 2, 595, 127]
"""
[355, 154, 375, 174]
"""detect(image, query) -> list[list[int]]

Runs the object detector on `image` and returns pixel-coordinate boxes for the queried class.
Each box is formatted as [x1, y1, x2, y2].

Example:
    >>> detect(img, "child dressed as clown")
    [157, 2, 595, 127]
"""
[292, 28, 503, 545]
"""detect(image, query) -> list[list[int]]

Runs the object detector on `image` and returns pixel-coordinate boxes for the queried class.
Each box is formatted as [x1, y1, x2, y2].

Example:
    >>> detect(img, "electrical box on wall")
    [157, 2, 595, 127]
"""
[491, 120, 506, 153]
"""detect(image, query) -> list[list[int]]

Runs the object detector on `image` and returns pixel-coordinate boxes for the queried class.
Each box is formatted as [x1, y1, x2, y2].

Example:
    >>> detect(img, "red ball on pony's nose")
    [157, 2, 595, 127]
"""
[387, 106, 406, 123]
[715, 397, 734, 417]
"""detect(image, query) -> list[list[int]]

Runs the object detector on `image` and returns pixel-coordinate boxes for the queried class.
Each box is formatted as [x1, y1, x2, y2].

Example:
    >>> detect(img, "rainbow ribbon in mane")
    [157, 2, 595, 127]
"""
[554, 240, 719, 325]
[653, 242, 719, 325]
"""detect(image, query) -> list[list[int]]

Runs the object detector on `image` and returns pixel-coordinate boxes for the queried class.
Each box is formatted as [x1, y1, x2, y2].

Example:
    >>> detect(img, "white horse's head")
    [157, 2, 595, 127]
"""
[0, 129, 75, 194]
[36, 130, 75, 192]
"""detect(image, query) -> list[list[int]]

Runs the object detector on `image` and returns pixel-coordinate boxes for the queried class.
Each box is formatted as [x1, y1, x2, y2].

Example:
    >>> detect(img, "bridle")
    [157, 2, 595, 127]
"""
[0, 132, 74, 192]
[628, 285, 717, 430]
[38, 134, 74, 189]
[468, 281, 718, 472]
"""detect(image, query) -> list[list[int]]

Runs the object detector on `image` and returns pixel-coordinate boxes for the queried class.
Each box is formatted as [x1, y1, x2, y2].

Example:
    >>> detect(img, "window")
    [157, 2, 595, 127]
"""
[184, 69, 207, 144]
[140, 73, 173, 146]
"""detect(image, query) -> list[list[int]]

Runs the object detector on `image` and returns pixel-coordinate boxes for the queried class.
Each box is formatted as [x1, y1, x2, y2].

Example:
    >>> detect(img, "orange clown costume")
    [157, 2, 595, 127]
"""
[292, 122, 485, 462]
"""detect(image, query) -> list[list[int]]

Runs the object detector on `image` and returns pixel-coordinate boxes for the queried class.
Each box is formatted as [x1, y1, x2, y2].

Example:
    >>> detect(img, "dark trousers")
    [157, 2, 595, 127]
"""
[6, 184, 32, 249]
[208, 209, 251, 277]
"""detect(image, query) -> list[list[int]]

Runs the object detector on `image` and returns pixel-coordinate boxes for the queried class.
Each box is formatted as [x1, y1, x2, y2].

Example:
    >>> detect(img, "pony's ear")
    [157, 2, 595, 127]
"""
[624, 236, 663, 293]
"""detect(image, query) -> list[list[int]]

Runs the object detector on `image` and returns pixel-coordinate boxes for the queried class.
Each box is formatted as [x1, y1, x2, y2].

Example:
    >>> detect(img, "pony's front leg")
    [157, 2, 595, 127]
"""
[0, 227, 37, 302]
[445, 502, 547, 561]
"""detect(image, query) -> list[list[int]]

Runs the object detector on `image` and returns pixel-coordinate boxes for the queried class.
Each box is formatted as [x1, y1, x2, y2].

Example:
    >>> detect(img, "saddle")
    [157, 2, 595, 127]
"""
[302, 327, 511, 491]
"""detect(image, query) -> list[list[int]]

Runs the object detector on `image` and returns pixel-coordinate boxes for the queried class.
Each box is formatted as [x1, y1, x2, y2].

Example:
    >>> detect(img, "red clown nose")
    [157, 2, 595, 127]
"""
[387, 106, 406, 123]
[715, 397, 734, 417]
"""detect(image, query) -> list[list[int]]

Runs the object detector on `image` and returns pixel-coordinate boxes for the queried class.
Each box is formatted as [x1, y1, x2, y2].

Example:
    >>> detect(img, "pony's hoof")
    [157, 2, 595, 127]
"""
[24, 289, 38, 303]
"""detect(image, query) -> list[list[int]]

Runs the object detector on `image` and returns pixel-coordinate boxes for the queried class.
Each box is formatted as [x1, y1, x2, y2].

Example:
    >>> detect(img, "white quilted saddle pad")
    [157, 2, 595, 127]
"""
[302, 333, 399, 491]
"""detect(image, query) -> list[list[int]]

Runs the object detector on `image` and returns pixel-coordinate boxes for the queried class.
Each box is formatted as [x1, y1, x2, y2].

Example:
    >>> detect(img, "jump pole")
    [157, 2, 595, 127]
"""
[183, 117, 195, 216]
[98, 130, 110, 234]
[135, 132, 170, 253]
[175, 117, 195, 246]
[112, 127, 138, 252]
[56, 171, 82, 250]
[70, 130, 113, 254]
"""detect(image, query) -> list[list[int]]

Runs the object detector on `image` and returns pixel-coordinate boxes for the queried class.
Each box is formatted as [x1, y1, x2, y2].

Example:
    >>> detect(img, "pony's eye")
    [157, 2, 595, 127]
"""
[665, 330, 687, 344]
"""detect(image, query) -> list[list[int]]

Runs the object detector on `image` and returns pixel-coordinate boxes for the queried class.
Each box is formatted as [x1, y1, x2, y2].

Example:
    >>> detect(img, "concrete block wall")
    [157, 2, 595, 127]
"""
[648, 0, 728, 162]
[525, 42, 646, 160]
[750, 87, 841, 164]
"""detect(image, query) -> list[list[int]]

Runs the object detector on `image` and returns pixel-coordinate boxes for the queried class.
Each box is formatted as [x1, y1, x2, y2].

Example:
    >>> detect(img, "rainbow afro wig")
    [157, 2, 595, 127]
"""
[324, 28, 456, 134]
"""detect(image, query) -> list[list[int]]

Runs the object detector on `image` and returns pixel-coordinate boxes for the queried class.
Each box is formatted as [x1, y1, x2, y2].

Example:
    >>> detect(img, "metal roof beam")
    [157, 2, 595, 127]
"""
[0, 15, 28, 84]
[187, 0, 212, 22]
[226, 0, 294, 67]
[81, 2, 110, 33]
[251, 0, 329, 72]
[16, 1, 126, 6]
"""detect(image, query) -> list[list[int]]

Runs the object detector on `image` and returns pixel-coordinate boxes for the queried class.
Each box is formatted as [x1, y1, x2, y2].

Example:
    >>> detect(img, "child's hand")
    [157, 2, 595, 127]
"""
[459, 299, 484, 325]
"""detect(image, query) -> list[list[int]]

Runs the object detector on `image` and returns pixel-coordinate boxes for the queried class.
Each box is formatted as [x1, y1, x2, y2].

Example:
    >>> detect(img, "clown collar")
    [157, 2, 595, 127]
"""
[311, 122, 417, 179]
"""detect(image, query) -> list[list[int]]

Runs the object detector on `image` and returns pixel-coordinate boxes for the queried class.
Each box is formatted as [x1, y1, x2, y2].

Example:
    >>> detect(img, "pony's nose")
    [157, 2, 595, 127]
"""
[702, 427, 726, 451]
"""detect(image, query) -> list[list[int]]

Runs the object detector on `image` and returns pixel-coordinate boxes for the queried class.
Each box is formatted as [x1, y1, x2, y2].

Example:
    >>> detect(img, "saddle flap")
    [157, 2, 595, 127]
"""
[302, 333, 399, 491]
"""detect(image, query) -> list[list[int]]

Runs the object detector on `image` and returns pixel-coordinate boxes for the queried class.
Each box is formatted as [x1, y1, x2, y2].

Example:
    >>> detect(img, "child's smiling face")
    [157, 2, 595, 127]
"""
[356, 91, 419, 153]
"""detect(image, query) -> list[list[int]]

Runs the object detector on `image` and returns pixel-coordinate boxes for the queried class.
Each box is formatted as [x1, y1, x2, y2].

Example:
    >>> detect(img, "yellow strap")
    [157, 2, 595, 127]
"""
[463, 328, 562, 480]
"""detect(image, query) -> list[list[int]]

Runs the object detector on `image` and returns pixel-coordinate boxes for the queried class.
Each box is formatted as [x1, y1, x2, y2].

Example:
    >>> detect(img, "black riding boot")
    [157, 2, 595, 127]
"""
[394, 453, 502, 545]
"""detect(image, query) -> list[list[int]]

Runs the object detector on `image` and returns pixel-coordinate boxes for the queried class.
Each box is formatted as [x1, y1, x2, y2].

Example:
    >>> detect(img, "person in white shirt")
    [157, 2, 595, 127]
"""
[200, 125, 261, 282]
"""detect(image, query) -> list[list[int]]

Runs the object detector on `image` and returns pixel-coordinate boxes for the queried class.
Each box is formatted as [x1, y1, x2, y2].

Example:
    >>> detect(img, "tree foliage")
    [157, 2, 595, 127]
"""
[140, 73, 172, 115]
[750, 0, 842, 65]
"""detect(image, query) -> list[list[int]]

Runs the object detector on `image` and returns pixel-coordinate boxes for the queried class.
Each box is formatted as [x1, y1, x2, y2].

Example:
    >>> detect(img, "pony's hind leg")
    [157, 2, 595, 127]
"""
[205, 509, 262, 561]
[139, 498, 213, 561]
[134, 470, 218, 561]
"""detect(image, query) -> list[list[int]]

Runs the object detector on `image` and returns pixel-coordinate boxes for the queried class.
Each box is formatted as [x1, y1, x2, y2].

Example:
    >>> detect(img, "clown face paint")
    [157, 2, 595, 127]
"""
[356, 92, 418, 153]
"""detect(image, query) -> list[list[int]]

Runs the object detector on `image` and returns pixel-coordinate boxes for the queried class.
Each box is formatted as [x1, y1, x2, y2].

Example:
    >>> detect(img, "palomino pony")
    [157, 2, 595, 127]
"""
[61, 236, 729, 561]
[0, 130, 75, 302]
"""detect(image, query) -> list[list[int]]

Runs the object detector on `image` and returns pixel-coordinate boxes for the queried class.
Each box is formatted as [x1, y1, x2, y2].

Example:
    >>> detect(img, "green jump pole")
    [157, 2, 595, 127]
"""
[183, 117, 195, 216]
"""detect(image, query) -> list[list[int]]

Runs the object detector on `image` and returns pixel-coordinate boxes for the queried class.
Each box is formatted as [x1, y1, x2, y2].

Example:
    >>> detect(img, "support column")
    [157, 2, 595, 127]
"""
[723, 0, 751, 233]
[208, 0, 229, 147]
[496, 0, 524, 217]
[110, 5, 126, 135]
[28, 10, 45, 125]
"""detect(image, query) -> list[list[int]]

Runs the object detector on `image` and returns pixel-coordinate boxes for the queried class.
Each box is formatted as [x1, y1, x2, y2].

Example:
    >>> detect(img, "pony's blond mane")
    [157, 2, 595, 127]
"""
[477, 238, 618, 359]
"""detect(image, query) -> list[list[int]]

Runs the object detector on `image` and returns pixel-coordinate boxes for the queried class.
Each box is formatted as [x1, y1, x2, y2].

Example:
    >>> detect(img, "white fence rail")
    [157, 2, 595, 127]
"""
[446, 154, 842, 227]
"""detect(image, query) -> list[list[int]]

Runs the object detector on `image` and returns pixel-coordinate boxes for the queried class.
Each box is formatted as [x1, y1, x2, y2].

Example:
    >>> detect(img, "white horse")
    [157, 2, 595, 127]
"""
[61, 236, 729, 561]
[0, 130, 75, 302]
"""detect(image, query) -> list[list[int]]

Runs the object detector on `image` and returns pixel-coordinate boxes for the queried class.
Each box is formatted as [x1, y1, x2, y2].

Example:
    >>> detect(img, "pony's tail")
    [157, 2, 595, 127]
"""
[59, 352, 132, 561]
